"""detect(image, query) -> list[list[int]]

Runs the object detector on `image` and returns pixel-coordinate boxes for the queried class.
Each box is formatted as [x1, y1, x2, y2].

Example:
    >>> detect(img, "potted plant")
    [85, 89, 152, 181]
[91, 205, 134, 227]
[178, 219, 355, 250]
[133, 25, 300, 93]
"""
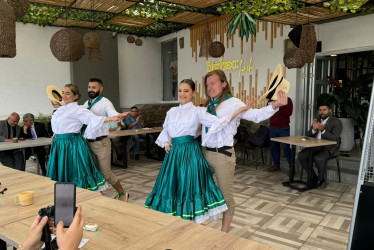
[317, 73, 374, 152]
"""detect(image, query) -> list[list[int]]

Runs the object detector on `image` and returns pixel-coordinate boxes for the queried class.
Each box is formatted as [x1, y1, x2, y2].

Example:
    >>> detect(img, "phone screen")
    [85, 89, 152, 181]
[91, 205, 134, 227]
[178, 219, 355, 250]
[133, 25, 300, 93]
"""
[54, 183, 76, 227]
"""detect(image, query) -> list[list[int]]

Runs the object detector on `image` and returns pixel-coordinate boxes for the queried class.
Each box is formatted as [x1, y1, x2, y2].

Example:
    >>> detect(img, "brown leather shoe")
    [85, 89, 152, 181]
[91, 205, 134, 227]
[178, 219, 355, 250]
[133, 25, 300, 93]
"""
[268, 166, 281, 172]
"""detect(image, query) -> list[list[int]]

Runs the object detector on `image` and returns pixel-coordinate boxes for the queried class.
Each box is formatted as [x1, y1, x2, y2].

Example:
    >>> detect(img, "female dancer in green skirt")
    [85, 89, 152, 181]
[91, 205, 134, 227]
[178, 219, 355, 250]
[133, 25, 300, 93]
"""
[145, 79, 251, 223]
[47, 84, 121, 191]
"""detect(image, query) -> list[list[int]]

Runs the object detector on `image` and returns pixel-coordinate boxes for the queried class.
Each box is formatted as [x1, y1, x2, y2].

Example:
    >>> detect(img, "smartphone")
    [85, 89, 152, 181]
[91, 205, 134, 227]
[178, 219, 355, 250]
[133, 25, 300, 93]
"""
[54, 182, 76, 227]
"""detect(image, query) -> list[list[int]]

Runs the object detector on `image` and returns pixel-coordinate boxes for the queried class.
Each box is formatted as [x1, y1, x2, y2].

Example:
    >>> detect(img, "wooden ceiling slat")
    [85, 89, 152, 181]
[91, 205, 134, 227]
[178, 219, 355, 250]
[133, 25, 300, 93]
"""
[53, 19, 99, 28]
[107, 16, 156, 28]
[30, 0, 75, 7]
[298, 0, 326, 3]
[72, 0, 139, 13]
[261, 6, 349, 25]
[162, 0, 229, 8]
[164, 12, 215, 24]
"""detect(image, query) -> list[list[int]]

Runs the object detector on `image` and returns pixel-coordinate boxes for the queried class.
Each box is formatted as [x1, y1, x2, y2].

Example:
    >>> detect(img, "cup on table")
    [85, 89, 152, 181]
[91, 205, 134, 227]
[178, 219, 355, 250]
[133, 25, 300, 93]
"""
[12, 137, 18, 143]
[14, 191, 34, 206]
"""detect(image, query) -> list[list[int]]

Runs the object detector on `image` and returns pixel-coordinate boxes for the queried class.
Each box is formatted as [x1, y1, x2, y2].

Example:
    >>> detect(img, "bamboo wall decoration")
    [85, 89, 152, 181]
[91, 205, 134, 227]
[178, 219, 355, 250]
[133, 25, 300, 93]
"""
[190, 17, 283, 57]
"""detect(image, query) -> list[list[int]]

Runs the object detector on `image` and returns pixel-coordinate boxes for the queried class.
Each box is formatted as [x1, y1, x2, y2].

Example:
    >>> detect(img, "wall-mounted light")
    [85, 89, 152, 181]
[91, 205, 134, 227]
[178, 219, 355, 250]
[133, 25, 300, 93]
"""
[330, 54, 337, 57]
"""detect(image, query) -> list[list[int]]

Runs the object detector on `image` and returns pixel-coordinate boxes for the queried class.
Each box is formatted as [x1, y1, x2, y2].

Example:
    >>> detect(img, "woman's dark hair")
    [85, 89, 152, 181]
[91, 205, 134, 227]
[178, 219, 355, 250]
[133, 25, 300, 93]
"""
[179, 79, 195, 91]
[64, 84, 81, 101]
[204, 70, 232, 107]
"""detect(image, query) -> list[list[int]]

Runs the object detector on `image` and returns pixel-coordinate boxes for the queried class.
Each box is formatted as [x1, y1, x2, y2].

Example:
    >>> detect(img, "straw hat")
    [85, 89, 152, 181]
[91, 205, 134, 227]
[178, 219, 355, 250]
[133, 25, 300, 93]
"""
[46, 85, 65, 105]
[259, 64, 290, 101]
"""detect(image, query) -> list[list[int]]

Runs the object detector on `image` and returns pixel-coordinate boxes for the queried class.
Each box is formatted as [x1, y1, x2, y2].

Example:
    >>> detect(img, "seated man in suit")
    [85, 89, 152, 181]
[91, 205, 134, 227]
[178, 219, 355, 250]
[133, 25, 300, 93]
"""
[0, 112, 25, 171]
[298, 103, 343, 187]
[125, 106, 153, 160]
[20, 113, 49, 175]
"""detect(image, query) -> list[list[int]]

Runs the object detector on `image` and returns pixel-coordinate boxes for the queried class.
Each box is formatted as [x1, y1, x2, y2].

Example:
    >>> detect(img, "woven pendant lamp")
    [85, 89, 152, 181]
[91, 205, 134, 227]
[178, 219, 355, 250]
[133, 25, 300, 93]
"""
[299, 25, 317, 63]
[0, 0, 16, 58]
[284, 47, 306, 69]
[50, 29, 85, 62]
[199, 22, 212, 60]
[6, 0, 30, 19]
[209, 41, 225, 58]
[83, 32, 102, 62]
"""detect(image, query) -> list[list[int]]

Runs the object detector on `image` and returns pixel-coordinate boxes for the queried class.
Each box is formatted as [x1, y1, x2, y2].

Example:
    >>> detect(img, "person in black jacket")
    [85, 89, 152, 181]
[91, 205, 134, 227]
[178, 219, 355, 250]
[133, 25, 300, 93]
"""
[20, 113, 50, 175]
[298, 104, 343, 187]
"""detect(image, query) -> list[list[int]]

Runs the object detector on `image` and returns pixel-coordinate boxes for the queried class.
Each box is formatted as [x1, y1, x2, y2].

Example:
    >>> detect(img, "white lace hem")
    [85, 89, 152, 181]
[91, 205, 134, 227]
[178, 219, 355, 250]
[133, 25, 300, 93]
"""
[194, 204, 228, 224]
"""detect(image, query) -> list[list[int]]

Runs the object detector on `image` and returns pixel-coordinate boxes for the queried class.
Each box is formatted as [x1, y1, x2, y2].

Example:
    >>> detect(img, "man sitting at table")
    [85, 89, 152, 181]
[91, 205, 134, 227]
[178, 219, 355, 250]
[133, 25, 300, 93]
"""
[298, 103, 342, 187]
[0, 112, 25, 171]
[125, 106, 153, 160]
[20, 113, 50, 176]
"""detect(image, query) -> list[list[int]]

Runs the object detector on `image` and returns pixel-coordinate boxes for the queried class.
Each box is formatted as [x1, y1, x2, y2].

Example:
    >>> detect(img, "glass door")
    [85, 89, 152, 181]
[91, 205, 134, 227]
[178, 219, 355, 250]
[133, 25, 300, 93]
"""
[162, 39, 177, 101]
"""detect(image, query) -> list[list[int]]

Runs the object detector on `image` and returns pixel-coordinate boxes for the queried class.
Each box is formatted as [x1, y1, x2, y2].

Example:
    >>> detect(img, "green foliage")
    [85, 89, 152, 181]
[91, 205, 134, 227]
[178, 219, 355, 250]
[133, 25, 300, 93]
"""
[224, 11, 257, 40]
[19, 3, 63, 26]
[36, 113, 52, 130]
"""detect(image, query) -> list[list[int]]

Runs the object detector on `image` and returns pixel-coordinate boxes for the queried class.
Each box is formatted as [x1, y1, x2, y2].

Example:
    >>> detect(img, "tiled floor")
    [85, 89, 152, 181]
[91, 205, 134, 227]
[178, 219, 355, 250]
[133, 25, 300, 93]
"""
[24, 155, 355, 250]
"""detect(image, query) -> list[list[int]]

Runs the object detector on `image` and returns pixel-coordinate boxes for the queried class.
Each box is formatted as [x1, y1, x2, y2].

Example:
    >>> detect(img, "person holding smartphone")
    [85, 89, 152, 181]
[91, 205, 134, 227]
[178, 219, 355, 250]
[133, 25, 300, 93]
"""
[18, 206, 84, 250]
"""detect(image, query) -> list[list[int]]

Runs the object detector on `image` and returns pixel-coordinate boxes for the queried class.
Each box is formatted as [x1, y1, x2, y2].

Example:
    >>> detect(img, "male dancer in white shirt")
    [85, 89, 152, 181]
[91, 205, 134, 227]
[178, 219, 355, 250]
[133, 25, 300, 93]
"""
[83, 78, 130, 201]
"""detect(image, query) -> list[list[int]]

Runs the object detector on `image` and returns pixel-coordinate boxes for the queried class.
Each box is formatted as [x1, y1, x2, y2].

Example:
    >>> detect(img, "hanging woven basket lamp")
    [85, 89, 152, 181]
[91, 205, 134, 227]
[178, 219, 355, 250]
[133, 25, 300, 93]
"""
[284, 47, 306, 69]
[50, 29, 85, 62]
[127, 35, 135, 43]
[83, 32, 103, 62]
[0, 0, 16, 58]
[209, 41, 225, 58]
[6, 0, 30, 20]
[299, 25, 317, 63]
[135, 38, 143, 46]
[199, 21, 212, 60]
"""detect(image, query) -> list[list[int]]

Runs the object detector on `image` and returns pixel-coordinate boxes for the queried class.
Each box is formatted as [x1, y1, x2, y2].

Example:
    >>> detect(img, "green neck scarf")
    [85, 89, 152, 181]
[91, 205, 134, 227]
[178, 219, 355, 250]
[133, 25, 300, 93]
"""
[205, 94, 232, 133]
[81, 95, 103, 135]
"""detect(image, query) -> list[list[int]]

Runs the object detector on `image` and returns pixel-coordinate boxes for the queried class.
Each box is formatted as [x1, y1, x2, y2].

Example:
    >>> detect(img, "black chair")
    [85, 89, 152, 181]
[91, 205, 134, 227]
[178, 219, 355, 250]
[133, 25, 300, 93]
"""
[300, 144, 342, 188]
[242, 125, 271, 170]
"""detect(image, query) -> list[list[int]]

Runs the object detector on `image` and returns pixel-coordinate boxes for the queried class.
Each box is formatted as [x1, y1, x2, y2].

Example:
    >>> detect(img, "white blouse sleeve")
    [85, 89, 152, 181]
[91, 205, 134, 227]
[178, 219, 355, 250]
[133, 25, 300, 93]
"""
[240, 104, 278, 123]
[155, 110, 171, 147]
[196, 107, 231, 135]
[76, 107, 106, 139]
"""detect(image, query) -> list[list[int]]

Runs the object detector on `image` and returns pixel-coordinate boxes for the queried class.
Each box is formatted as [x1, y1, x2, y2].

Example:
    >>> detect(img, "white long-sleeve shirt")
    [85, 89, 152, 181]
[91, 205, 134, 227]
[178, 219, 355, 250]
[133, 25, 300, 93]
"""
[156, 102, 230, 147]
[202, 97, 278, 148]
[52, 102, 105, 139]
[82, 96, 119, 138]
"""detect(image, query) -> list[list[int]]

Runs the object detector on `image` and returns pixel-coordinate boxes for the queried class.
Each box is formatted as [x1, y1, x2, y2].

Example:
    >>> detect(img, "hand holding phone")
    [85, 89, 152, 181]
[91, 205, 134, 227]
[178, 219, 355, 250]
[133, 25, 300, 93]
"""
[54, 183, 76, 227]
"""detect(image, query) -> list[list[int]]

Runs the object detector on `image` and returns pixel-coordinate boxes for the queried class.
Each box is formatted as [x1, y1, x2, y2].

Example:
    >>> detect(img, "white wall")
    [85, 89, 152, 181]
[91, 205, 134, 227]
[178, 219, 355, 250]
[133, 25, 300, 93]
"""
[0, 23, 71, 120]
[318, 14, 374, 56]
[117, 35, 162, 108]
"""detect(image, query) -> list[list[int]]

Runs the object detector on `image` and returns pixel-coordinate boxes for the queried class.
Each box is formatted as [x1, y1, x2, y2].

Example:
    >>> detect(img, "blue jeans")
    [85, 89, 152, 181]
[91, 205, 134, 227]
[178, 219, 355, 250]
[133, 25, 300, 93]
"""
[132, 134, 153, 155]
[269, 126, 292, 168]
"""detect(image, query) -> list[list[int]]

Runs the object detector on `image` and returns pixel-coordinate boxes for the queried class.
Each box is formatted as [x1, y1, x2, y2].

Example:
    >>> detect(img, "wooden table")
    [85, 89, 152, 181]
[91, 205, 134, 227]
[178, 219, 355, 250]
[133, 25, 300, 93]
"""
[0, 137, 52, 151]
[0, 166, 274, 249]
[271, 136, 337, 191]
[109, 127, 163, 168]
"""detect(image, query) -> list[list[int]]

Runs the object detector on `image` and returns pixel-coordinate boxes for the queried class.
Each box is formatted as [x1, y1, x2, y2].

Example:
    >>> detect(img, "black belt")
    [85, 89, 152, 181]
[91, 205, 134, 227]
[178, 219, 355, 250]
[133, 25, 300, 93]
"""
[205, 146, 233, 157]
[86, 136, 108, 142]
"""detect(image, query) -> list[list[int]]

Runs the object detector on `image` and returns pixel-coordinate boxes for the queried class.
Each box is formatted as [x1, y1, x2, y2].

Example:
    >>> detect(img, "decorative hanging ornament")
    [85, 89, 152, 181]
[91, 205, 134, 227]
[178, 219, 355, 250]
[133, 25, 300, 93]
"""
[209, 41, 225, 58]
[0, 0, 16, 58]
[135, 38, 143, 46]
[284, 47, 306, 69]
[6, 0, 30, 20]
[127, 35, 135, 43]
[50, 29, 85, 62]
[83, 32, 103, 62]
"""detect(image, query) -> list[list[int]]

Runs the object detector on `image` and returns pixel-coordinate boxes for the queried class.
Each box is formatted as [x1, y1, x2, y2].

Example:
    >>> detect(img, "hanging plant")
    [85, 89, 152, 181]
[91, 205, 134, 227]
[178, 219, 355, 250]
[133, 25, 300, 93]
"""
[223, 11, 257, 40]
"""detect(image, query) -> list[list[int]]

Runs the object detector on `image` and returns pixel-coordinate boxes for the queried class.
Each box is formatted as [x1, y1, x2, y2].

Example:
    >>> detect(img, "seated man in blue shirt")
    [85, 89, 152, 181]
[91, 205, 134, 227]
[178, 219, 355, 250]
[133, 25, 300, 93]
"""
[125, 106, 153, 160]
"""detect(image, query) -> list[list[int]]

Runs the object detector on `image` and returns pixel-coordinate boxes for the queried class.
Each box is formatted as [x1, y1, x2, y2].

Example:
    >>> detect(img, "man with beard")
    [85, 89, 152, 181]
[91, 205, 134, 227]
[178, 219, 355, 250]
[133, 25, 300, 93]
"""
[298, 103, 342, 187]
[83, 78, 130, 201]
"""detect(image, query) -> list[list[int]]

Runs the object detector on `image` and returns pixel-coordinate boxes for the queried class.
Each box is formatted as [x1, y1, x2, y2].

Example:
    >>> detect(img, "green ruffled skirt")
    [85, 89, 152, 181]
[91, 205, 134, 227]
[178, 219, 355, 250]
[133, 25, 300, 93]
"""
[145, 135, 227, 223]
[46, 133, 107, 191]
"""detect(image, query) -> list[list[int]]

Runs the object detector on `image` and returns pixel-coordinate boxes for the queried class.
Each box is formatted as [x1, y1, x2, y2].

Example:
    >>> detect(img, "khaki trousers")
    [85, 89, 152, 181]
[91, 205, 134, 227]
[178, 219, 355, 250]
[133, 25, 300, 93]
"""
[87, 137, 118, 185]
[202, 147, 236, 216]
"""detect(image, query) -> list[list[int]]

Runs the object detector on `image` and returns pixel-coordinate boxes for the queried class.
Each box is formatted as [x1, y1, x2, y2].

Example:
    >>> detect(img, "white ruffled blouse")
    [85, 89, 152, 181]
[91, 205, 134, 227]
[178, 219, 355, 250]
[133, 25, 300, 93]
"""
[201, 97, 278, 148]
[156, 102, 230, 147]
[52, 102, 105, 139]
